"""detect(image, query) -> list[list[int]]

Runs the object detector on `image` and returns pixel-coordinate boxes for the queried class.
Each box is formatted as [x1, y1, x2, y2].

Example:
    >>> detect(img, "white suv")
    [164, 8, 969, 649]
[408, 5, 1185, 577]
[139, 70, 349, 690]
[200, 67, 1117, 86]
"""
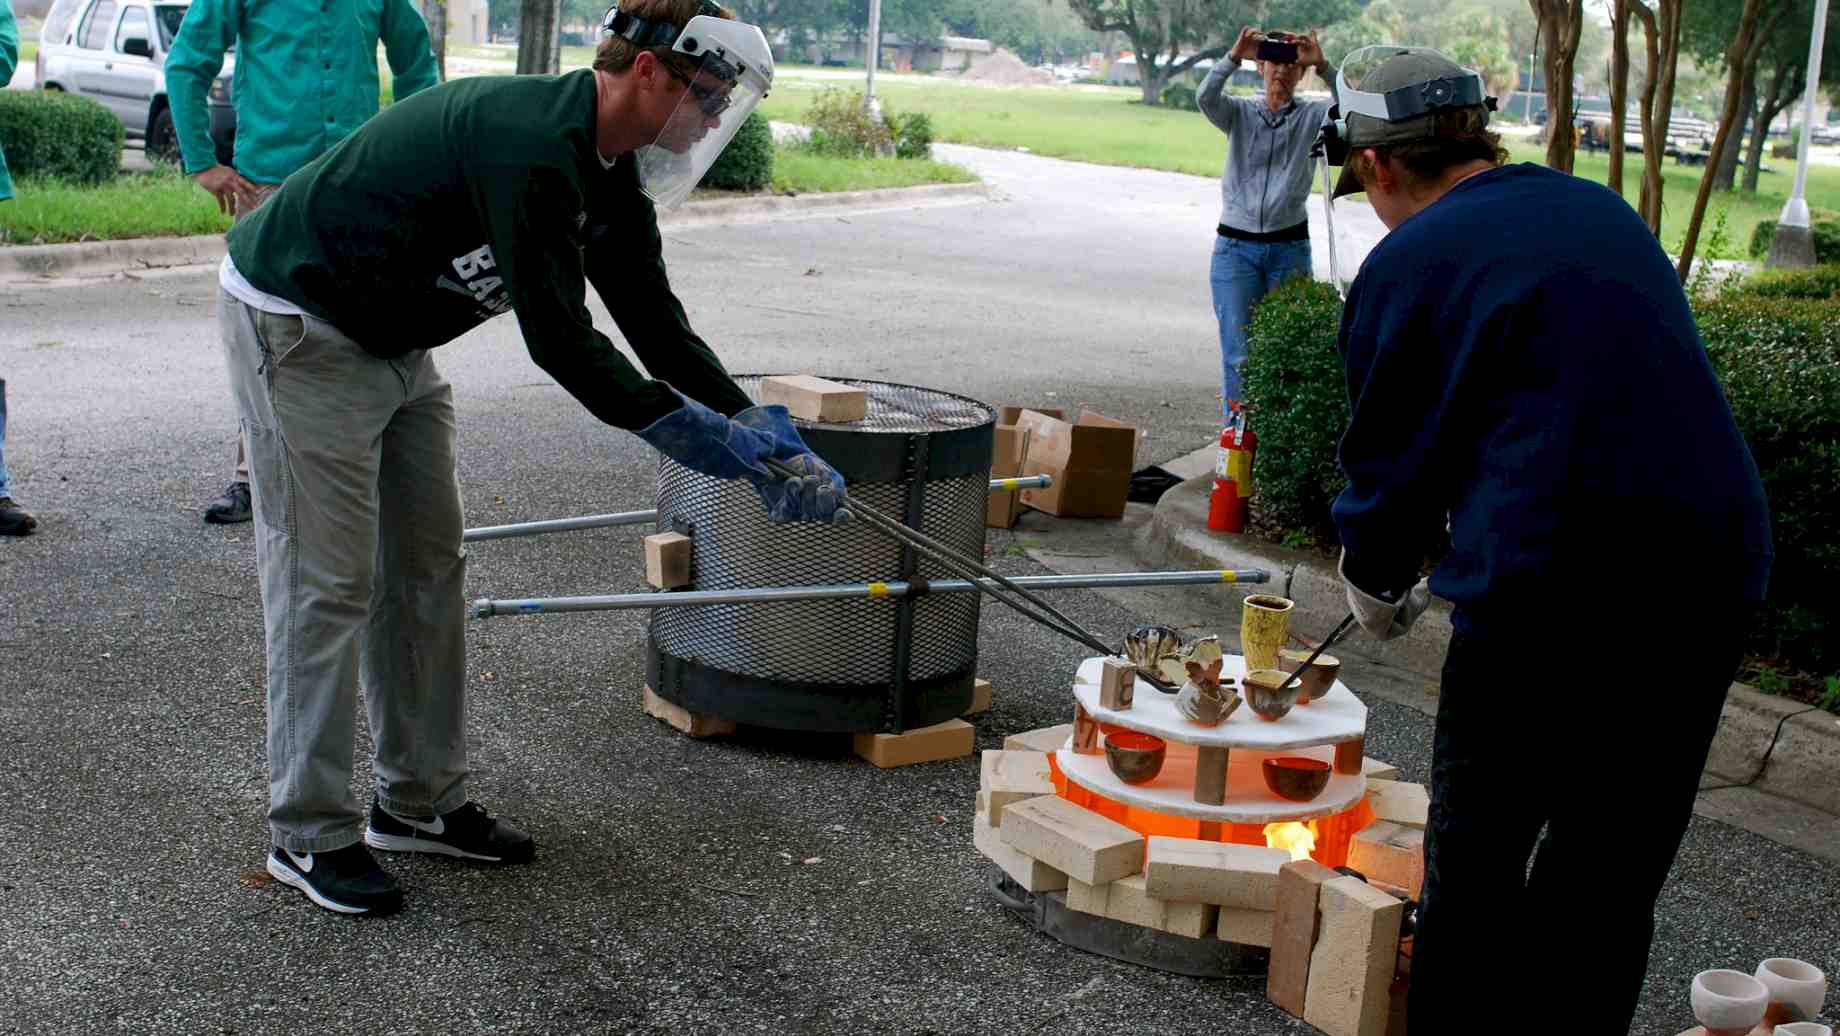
[35, 0, 235, 164]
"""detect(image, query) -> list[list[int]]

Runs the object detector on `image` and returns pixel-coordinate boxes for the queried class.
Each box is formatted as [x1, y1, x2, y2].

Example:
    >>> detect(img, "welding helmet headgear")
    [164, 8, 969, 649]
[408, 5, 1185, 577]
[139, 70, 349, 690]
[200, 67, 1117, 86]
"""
[603, 1, 774, 209]
[1316, 46, 1496, 199]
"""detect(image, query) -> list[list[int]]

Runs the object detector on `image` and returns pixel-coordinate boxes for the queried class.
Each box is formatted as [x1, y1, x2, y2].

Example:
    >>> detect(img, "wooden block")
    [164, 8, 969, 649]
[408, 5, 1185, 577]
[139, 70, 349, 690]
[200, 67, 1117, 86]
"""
[1362, 757, 1400, 781]
[1066, 877, 1110, 916]
[642, 685, 736, 738]
[643, 532, 692, 589]
[1003, 723, 1071, 752]
[1143, 836, 1288, 909]
[963, 678, 993, 716]
[979, 749, 1055, 825]
[1103, 874, 1165, 930]
[1303, 876, 1407, 1036]
[1072, 703, 1098, 753]
[1217, 907, 1276, 948]
[972, 808, 1068, 892]
[759, 374, 868, 423]
[1098, 658, 1136, 709]
[1365, 779, 1430, 830]
[1334, 737, 1365, 775]
[1267, 859, 1342, 1017]
[852, 719, 974, 768]
[1163, 900, 1220, 940]
[1193, 745, 1229, 806]
[999, 795, 1145, 885]
[1346, 821, 1425, 901]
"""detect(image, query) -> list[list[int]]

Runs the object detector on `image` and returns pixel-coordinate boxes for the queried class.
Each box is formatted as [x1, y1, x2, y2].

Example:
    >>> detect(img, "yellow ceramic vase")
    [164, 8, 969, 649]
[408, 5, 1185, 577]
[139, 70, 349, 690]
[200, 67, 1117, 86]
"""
[1240, 594, 1295, 671]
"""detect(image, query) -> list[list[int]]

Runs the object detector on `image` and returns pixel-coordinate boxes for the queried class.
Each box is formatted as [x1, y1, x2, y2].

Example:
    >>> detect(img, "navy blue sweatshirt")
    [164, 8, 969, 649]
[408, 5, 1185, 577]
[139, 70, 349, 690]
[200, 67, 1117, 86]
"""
[1331, 163, 1771, 630]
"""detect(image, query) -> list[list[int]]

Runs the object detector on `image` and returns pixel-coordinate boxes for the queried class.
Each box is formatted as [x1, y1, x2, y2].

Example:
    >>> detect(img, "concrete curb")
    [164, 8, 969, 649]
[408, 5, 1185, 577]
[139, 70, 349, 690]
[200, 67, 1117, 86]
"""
[0, 181, 997, 283]
[1144, 475, 1840, 818]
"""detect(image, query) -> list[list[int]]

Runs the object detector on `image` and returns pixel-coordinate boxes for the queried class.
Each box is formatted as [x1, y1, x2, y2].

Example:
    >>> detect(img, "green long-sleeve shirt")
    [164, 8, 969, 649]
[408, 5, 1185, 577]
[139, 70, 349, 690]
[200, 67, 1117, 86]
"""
[1, 0, 16, 201]
[227, 70, 753, 430]
[163, 0, 438, 183]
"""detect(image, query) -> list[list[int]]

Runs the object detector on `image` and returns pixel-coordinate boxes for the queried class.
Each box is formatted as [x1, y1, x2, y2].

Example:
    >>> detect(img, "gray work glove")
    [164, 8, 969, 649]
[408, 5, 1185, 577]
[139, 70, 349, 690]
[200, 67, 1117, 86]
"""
[1339, 549, 1431, 641]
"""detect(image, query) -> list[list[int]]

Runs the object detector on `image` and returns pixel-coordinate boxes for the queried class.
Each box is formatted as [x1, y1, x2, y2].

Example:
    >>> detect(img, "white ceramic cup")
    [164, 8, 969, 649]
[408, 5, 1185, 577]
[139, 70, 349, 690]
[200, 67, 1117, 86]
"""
[1693, 969, 1771, 1036]
[1774, 1024, 1833, 1036]
[1757, 958, 1828, 1025]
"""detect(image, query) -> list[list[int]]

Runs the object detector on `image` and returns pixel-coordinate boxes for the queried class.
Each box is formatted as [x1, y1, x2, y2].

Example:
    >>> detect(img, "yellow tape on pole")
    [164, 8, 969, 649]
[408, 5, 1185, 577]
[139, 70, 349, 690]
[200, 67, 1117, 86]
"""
[868, 581, 890, 597]
[1220, 571, 1237, 583]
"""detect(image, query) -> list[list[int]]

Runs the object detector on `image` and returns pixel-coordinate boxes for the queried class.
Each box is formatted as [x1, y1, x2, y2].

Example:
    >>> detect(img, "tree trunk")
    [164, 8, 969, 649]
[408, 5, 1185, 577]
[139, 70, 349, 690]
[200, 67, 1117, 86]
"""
[517, 0, 561, 75]
[1608, 0, 1631, 194]
[1631, 1, 1661, 228]
[421, 0, 447, 82]
[1531, 0, 1585, 172]
[1140, 66, 1167, 105]
[1676, 0, 1774, 282]
[1747, 63, 1803, 192]
[1714, 66, 1757, 192]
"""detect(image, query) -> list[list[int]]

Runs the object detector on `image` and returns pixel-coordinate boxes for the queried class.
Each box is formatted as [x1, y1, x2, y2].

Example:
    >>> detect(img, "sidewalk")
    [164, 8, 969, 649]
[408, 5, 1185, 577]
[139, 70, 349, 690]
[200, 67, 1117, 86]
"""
[1134, 456, 1840, 862]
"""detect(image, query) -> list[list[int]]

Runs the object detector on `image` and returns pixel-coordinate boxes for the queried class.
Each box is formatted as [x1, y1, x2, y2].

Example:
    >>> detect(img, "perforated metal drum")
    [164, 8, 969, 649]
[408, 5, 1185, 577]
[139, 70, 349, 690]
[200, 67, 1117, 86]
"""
[645, 378, 998, 733]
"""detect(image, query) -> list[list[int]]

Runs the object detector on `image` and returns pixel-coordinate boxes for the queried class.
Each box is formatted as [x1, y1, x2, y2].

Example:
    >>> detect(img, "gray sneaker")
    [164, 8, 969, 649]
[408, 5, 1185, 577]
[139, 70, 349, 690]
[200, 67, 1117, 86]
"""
[203, 482, 252, 524]
[0, 497, 36, 537]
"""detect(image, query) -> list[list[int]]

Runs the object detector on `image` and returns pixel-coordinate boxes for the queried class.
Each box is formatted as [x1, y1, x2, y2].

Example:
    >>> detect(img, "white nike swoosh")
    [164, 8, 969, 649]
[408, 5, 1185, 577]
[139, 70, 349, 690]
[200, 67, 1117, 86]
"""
[285, 849, 314, 874]
[393, 813, 445, 836]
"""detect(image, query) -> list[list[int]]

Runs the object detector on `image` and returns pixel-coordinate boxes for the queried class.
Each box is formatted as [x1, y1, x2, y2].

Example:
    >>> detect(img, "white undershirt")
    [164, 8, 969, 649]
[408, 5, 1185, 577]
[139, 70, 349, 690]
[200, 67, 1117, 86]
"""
[218, 254, 306, 317]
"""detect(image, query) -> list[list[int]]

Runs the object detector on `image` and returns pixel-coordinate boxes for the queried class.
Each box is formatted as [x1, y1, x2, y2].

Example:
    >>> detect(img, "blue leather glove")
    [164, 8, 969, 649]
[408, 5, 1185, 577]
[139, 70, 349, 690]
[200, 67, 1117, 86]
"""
[637, 392, 847, 523]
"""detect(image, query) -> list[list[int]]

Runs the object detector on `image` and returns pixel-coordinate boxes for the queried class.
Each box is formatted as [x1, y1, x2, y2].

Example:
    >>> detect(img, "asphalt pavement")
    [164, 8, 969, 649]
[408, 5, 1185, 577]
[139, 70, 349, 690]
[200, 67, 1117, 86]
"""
[0, 144, 1834, 1034]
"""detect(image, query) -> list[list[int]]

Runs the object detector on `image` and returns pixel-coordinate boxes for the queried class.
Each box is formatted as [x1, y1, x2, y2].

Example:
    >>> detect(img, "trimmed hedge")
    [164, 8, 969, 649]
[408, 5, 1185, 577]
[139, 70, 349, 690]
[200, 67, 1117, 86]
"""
[1728, 263, 1840, 300]
[1696, 295, 1840, 671]
[889, 110, 934, 161]
[1161, 82, 1199, 111]
[1747, 217, 1840, 262]
[701, 110, 773, 191]
[0, 89, 124, 186]
[1241, 276, 1350, 533]
[802, 88, 892, 157]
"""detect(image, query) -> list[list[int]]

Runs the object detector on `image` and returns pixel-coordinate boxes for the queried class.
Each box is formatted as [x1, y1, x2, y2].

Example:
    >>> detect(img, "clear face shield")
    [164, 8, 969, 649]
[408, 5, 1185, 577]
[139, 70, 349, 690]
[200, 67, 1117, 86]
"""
[629, 14, 773, 209]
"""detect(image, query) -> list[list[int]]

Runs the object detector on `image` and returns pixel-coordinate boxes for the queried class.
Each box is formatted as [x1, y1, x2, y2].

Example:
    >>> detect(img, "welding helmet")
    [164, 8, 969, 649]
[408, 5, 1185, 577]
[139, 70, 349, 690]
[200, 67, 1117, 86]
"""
[1316, 46, 1496, 199]
[603, 1, 774, 208]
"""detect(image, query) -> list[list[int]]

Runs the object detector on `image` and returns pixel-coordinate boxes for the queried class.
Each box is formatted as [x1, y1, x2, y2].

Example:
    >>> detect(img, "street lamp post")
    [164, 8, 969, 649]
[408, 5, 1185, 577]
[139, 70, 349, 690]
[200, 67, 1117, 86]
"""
[864, 0, 882, 111]
[1524, 51, 1536, 123]
[1767, 0, 1831, 267]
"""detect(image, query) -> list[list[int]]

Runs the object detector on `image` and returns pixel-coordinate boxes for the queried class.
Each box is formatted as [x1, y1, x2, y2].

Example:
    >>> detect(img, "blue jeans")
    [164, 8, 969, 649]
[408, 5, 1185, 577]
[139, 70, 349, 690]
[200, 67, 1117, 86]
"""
[1210, 235, 1312, 418]
[0, 378, 11, 500]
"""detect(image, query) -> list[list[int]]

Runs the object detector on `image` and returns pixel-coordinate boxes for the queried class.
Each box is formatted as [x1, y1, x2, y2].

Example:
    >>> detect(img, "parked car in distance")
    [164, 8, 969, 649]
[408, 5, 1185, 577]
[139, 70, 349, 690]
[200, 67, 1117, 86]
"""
[1812, 123, 1840, 146]
[35, 0, 235, 165]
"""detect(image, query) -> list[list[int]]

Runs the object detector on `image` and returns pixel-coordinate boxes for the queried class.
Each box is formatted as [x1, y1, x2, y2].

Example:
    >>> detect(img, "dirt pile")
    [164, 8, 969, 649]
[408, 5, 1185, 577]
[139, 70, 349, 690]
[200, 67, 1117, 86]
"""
[957, 47, 1057, 87]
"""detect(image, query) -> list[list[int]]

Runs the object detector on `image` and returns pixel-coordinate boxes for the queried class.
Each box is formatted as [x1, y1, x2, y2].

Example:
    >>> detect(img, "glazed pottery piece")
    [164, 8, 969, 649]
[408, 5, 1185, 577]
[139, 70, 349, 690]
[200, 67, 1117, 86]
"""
[1240, 595, 1295, 671]
[1262, 756, 1331, 802]
[1124, 625, 1183, 673]
[1103, 731, 1167, 785]
[1277, 647, 1341, 703]
[1176, 657, 1240, 725]
[1773, 1024, 1833, 1036]
[1241, 668, 1300, 722]
[1691, 969, 1770, 1036]
[1756, 959, 1827, 1027]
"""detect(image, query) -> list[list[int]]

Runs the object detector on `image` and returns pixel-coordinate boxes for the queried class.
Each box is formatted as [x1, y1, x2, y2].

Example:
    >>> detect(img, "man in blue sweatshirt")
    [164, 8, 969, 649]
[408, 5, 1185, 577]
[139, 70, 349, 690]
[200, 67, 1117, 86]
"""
[1324, 47, 1771, 1033]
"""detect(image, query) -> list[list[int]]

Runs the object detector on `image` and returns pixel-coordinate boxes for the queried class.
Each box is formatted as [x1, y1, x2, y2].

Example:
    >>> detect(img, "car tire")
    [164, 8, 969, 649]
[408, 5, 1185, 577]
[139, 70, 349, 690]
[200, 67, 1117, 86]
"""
[147, 106, 181, 165]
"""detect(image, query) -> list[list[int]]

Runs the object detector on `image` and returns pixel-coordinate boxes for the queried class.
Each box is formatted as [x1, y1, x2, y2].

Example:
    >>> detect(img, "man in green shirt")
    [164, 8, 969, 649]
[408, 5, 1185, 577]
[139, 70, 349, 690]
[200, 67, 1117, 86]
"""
[0, 0, 37, 538]
[165, 0, 440, 524]
[223, 0, 842, 916]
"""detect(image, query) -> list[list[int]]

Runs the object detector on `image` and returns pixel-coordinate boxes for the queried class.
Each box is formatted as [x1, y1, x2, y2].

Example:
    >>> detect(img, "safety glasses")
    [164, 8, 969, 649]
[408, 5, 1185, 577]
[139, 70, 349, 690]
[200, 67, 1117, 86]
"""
[664, 63, 734, 118]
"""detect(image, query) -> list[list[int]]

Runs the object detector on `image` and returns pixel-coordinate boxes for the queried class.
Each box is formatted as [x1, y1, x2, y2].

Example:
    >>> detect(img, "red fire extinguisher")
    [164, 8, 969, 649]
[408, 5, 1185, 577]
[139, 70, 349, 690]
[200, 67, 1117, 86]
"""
[1208, 403, 1256, 532]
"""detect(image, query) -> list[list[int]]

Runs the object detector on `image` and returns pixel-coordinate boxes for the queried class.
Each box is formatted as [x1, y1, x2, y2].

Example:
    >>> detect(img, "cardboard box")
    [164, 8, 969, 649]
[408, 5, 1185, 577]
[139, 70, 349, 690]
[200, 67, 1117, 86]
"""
[1009, 408, 1139, 519]
[986, 423, 1031, 529]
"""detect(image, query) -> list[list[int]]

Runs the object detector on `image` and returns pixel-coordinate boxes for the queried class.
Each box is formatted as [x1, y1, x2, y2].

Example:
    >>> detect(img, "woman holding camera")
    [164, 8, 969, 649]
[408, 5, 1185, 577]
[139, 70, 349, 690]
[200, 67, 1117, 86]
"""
[1197, 27, 1334, 421]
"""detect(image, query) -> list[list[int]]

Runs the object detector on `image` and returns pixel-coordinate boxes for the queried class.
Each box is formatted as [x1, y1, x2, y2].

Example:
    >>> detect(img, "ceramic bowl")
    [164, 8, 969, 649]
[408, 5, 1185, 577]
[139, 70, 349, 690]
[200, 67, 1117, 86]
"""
[1102, 731, 1167, 785]
[1262, 756, 1332, 802]
[1124, 625, 1183, 671]
[1276, 648, 1341, 703]
[1691, 969, 1770, 1036]
[1241, 668, 1300, 722]
[1757, 958, 1827, 1026]
[1773, 1023, 1833, 1036]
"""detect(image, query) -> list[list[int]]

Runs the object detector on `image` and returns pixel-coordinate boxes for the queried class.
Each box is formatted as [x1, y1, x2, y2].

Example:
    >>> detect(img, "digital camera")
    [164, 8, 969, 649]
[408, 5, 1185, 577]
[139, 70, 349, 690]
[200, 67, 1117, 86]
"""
[1255, 32, 1299, 65]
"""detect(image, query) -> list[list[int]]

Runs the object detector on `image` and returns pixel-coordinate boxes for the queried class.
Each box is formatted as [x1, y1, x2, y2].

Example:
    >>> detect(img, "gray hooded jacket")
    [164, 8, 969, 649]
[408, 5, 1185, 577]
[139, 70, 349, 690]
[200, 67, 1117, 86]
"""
[1197, 63, 1337, 235]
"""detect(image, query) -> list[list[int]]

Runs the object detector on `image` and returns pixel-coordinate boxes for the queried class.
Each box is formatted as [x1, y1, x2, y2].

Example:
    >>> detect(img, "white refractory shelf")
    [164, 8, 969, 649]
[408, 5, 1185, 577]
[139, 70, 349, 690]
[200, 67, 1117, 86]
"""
[1061, 655, 1370, 824]
[1070, 656, 1367, 751]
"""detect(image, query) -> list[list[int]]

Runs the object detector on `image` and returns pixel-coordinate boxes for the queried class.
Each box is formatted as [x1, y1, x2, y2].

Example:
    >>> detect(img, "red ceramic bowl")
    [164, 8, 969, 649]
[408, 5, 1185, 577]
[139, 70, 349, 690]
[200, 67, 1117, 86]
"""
[1103, 731, 1167, 785]
[1262, 756, 1331, 802]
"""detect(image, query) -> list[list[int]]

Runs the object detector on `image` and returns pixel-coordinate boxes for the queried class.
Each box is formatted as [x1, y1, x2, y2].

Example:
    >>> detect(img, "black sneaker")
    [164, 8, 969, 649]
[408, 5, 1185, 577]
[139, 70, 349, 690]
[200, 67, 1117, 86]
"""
[0, 497, 35, 537]
[203, 481, 252, 524]
[365, 797, 535, 864]
[265, 843, 404, 916]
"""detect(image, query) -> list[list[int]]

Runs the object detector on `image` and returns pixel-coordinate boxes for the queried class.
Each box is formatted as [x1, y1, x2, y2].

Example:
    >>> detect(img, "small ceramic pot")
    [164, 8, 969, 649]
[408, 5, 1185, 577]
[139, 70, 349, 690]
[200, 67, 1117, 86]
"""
[1757, 958, 1827, 1027]
[1277, 647, 1341, 703]
[1241, 668, 1300, 722]
[1103, 731, 1167, 785]
[1240, 595, 1294, 671]
[1176, 678, 1239, 726]
[1262, 756, 1331, 802]
[1691, 969, 1770, 1036]
[1773, 1023, 1833, 1036]
[1124, 625, 1183, 673]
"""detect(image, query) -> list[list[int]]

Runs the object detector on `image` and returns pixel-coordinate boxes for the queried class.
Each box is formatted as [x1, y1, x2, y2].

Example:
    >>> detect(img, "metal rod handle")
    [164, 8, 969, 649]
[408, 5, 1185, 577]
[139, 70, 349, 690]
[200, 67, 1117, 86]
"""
[461, 475, 1055, 543]
[471, 569, 1270, 619]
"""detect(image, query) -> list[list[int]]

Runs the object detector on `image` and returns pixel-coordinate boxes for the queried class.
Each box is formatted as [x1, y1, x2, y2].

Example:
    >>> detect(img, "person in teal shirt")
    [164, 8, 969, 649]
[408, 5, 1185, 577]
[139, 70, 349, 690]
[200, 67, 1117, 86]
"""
[1, 0, 16, 202]
[164, 0, 439, 523]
